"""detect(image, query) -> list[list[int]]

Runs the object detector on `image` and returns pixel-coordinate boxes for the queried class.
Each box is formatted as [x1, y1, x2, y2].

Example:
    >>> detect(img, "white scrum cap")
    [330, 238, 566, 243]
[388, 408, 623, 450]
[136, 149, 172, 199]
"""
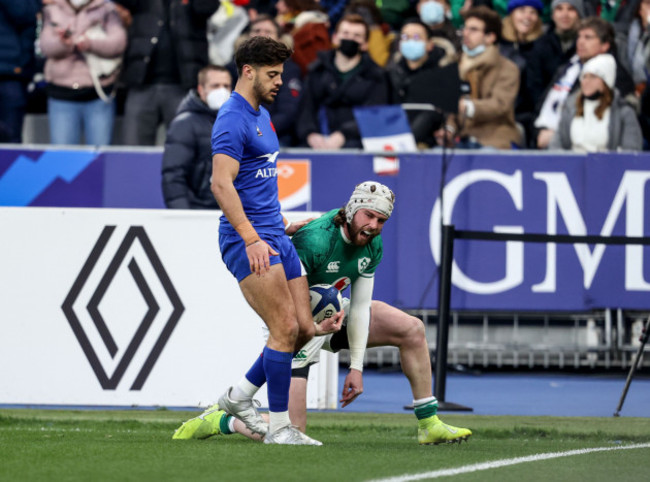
[345, 181, 395, 223]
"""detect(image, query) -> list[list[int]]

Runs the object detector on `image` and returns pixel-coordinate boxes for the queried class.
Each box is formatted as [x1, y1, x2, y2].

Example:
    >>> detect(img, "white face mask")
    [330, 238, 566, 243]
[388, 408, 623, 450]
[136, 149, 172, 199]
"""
[462, 43, 486, 57]
[69, 0, 92, 8]
[206, 87, 231, 110]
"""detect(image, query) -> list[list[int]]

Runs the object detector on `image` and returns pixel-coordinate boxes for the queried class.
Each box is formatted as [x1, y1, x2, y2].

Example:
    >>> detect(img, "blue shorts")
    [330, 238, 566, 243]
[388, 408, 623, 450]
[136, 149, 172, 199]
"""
[219, 232, 304, 282]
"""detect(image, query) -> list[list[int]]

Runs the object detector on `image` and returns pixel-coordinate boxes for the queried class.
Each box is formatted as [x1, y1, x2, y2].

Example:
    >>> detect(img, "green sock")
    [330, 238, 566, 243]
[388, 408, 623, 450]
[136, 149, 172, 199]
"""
[413, 397, 438, 420]
[219, 413, 234, 435]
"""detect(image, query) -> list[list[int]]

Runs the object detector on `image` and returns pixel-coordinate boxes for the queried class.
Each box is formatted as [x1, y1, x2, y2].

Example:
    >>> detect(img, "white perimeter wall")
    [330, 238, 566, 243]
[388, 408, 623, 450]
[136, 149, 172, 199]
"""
[0, 207, 338, 409]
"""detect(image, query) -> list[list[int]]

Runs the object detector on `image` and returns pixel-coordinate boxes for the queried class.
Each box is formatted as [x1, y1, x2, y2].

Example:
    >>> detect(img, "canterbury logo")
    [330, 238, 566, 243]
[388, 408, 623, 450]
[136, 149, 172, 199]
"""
[326, 261, 340, 273]
[257, 151, 279, 164]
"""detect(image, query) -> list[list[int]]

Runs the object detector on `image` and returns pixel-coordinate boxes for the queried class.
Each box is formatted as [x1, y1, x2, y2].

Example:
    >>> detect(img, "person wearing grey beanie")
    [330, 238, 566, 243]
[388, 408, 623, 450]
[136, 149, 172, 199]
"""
[551, 0, 585, 19]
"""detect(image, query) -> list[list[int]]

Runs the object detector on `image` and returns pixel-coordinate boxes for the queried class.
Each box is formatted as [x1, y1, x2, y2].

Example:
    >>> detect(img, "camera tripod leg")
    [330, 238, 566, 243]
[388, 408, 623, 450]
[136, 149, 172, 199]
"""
[614, 316, 650, 417]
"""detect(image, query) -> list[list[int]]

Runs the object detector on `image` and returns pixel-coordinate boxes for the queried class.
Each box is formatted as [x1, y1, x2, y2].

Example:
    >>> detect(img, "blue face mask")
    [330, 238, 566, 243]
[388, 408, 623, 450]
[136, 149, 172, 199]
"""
[420, 1, 445, 25]
[400, 39, 427, 61]
[462, 43, 486, 57]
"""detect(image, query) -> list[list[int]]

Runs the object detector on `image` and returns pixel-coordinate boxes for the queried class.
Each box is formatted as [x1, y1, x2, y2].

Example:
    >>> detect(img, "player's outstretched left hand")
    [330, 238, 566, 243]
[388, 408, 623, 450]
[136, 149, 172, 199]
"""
[340, 369, 363, 408]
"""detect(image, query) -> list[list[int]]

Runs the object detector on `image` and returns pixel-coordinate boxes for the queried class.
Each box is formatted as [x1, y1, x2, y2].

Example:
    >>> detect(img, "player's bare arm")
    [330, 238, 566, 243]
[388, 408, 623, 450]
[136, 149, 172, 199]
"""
[211, 152, 278, 276]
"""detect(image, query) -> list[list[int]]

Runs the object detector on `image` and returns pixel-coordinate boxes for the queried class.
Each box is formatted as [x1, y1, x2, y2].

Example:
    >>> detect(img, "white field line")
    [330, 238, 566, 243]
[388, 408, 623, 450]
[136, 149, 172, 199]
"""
[368, 443, 650, 482]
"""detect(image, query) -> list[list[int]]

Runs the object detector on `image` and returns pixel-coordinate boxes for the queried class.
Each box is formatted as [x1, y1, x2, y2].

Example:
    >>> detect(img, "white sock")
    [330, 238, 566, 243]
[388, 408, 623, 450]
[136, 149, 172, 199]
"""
[227, 416, 236, 433]
[268, 411, 291, 433]
[230, 377, 260, 401]
[413, 396, 437, 407]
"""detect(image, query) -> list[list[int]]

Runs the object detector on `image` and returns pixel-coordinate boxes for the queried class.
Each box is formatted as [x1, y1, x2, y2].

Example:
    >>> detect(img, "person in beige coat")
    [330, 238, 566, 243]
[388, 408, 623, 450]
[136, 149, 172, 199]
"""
[440, 6, 521, 149]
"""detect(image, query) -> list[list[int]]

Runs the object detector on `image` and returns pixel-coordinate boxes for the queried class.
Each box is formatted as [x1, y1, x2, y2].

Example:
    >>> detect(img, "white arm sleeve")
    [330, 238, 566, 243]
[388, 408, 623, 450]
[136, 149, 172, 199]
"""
[347, 275, 374, 372]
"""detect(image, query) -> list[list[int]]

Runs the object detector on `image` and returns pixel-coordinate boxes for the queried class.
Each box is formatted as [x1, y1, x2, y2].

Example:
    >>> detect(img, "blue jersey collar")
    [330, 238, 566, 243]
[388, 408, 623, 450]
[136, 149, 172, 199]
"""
[232, 91, 262, 117]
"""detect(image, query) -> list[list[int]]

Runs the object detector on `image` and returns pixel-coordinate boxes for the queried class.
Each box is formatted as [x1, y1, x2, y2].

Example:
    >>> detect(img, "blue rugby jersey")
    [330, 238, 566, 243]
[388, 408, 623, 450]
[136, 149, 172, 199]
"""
[211, 92, 284, 236]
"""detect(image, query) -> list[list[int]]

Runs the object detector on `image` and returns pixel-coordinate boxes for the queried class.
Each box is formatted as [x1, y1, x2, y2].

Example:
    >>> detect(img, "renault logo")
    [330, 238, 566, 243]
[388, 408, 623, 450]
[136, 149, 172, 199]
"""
[61, 226, 184, 390]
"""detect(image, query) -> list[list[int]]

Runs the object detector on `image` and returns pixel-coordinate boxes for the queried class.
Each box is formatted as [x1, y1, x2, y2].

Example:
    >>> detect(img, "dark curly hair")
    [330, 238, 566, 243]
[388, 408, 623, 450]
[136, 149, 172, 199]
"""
[235, 36, 293, 76]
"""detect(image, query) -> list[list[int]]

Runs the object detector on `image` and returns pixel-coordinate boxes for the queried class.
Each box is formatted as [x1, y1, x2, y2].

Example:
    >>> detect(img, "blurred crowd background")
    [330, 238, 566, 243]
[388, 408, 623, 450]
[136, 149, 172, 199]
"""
[2, 1, 650, 184]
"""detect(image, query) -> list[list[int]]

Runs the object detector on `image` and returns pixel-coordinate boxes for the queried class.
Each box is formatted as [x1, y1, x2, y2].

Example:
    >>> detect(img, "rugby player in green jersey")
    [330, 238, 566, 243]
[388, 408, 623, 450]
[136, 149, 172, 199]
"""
[173, 181, 471, 445]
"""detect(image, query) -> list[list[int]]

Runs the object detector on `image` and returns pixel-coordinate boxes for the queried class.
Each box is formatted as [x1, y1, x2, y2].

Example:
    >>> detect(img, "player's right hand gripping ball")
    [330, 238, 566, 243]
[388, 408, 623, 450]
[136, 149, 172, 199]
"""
[309, 284, 343, 324]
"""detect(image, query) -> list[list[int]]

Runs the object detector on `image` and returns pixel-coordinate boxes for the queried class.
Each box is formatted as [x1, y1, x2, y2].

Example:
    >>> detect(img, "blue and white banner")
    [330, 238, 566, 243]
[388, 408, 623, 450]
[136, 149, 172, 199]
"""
[353, 105, 417, 175]
[1, 147, 649, 311]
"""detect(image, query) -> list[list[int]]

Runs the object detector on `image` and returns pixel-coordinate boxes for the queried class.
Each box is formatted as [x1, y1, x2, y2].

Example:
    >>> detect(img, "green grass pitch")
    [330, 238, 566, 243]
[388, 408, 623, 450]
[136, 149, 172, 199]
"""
[1, 409, 649, 481]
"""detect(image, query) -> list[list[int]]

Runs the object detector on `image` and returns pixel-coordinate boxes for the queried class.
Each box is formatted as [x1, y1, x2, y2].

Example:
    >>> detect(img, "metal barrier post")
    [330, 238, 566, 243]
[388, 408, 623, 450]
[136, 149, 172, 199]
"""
[434, 224, 472, 411]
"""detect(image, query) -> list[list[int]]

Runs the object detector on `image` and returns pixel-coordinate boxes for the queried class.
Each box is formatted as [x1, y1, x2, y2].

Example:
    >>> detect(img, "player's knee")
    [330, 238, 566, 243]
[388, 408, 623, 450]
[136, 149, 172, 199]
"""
[276, 317, 300, 344]
[404, 315, 426, 345]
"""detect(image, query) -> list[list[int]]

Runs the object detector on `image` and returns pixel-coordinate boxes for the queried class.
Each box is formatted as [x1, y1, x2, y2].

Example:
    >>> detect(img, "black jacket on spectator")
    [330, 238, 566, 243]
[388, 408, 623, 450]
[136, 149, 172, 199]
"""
[500, 39, 537, 116]
[639, 84, 650, 149]
[162, 90, 218, 209]
[387, 47, 453, 147]
[0, 0, 39, 81]
[526, 29, 577, 110]
[296, 50, 390, 148]
[114, 0, 219, 90]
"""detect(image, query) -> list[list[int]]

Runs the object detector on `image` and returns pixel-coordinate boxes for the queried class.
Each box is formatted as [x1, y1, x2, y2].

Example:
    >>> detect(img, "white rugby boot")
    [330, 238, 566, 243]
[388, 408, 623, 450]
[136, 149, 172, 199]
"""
[217, 386, 268, 436]
[264, 425, 322, 446]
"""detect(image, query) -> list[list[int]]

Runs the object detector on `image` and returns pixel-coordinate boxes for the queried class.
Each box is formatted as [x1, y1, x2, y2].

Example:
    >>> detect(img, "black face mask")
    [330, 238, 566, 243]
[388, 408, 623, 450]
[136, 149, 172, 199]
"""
[584, 90, 604, 101]
[338, 39, 361, 58]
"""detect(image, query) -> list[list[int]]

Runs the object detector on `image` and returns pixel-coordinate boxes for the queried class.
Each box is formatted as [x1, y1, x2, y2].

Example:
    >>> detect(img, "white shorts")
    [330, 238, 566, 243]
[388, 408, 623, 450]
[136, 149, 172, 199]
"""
[262, 297, 350, 369]
[293, 296, 350, 368]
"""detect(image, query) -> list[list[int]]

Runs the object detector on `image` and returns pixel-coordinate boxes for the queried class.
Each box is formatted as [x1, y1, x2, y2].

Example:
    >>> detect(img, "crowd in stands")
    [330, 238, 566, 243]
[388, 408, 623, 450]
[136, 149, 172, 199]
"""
[1, 0, 649, 154]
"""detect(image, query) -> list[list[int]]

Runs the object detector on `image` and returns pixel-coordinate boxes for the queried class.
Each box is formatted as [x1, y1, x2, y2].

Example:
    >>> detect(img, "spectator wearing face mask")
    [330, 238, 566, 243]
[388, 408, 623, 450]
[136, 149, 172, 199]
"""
[550, 53, 643, 151]
[344, 0, 396, 67]
[161, 65, 232, 209]
[417, 0, 462, 54]
[296, 14, 390, 149]
[387, 18, 459, 147]
[440, 6, 521, 149]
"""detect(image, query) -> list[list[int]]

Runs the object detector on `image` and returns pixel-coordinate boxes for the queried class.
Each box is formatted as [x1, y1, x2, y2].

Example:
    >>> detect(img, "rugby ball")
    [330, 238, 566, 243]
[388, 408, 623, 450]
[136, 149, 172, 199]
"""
[309, 284, 343, 324]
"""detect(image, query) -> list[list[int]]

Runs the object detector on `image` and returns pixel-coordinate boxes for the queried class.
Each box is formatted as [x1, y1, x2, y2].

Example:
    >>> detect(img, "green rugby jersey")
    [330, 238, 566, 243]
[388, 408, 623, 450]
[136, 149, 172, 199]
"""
[291, 209, 383, 290]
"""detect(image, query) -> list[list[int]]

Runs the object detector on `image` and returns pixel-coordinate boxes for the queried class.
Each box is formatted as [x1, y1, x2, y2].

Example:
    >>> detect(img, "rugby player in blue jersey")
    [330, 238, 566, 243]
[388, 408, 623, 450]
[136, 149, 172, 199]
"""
[174, 181, 472, 445]
[199, 36, 340, 446]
